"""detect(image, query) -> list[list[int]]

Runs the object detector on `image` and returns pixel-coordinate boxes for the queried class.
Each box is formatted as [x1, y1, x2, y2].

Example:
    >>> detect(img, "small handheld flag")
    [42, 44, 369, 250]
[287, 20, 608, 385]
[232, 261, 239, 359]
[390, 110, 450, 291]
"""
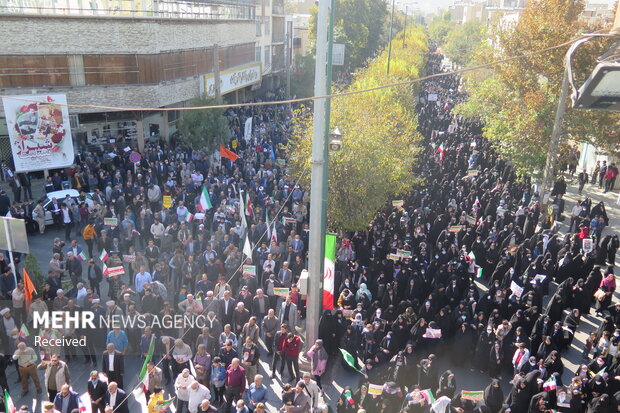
[100, 248, 109, 262]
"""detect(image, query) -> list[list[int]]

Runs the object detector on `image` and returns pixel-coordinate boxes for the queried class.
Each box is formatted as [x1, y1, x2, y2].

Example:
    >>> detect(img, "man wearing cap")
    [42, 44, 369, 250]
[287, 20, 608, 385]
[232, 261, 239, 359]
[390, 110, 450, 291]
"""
[101, 343, 124, 388]
[179, 294, 203, 315]
[53, 289, 68, 311]
[13, 342, 42, 396]
[174, 368, 194, 413]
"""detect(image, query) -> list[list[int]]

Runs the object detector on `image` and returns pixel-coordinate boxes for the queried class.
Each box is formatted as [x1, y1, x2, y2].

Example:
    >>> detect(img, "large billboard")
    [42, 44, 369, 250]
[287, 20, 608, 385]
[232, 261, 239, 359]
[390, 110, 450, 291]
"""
[2, 94, 75, 172]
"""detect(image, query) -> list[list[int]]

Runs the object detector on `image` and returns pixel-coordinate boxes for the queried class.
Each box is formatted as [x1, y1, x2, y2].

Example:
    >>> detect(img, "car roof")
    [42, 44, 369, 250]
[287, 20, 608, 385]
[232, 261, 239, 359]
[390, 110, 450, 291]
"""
[43, 189, 81, 199]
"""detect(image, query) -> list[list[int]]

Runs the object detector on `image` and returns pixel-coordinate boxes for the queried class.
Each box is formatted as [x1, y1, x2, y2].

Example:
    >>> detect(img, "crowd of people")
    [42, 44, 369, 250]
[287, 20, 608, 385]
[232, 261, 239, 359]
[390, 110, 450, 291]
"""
[0, 47, 618, 413]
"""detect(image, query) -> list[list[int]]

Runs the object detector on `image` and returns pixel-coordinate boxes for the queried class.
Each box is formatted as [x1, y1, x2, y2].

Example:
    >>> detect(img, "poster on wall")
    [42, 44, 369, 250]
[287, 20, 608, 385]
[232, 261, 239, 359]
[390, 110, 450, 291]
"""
[2, 94, 75, 172]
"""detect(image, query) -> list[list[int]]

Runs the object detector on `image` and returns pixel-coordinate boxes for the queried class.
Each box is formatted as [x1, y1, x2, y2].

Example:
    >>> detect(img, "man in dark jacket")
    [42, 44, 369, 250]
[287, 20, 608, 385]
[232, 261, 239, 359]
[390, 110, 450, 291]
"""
[53, 384, 79, 413]
[104, 382, 129, 413]
[88, 370, 107, 413]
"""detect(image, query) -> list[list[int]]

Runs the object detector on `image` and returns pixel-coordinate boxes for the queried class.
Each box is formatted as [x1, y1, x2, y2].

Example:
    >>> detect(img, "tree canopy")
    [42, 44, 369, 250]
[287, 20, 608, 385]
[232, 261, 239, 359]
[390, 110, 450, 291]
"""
[287, 27, 428, 231]
[179, 97, 231, 152]
[452, 0, 620, 175]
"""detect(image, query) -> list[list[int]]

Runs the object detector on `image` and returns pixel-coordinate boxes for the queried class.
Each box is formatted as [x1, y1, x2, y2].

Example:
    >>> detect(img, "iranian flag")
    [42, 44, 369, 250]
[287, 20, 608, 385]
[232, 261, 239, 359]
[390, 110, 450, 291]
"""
[185, 211, 194, 222]
[199, 186, 213, 211]
[543, 376, 557, 391]
[138, 335, 156, 392]
[245, 192, 253, 217]
[421, 389, 436, 404]
[100, 248, 109, 262]
[437, 143, 445, 162]
[77, 251, 88, 262]
[4, 389, 16, 413]
[78, 392, 92, 413]
[323, 233, 336, 310]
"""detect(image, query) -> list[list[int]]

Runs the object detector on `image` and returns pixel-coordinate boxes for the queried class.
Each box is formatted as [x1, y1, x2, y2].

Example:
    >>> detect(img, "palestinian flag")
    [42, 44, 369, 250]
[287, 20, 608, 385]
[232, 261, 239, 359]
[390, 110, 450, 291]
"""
[421, 389, 435, 404]
[543, 376, 557, 391]
[199, 186, 213, 211]
[100, 248, 109, 262]
[339, 348, 363, 374]
[77, 250, 88, 262]
[4, 389, 16, 413]
[437, 143, 445, 162]
[185, 211, 194, 222]
[323, 234, 336, 310]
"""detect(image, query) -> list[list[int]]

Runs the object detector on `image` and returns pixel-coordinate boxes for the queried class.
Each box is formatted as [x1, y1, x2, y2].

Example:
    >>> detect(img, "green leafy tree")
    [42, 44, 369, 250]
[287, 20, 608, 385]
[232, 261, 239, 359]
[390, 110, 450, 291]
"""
[442, 21, 486, 67]
[453, 0, 620, 175]
[309, 0, 389, 71]
[179, 97, 230, 152]
[428, 11, 452, 46]
[287, 27, 428, 231]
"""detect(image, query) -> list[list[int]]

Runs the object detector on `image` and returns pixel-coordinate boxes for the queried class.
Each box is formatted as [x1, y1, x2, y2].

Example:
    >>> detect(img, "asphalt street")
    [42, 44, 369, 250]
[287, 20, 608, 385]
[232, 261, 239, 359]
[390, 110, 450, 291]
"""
[4, 175, 620, 412]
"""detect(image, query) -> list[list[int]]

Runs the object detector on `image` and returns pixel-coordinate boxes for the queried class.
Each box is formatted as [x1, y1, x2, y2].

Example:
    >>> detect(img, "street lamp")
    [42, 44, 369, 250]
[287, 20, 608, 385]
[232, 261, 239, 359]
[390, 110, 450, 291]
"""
[329, 127, 342, 152]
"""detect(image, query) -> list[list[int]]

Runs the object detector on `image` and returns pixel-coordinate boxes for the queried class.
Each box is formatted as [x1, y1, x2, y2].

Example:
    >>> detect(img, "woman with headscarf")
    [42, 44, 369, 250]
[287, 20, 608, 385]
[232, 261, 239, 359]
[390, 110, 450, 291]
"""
[488, 341, 503, 379]
[452, 322, 474, 366]
[483, 379, 504, 413]
[353, 384, 377, 413]
[336, 386, 357, 413]
[475, 324, 495, 373]
[357, 283, 373, 302]
[436, 370, 457, 399]
[571, 279, 591, 316]
[543, 350, 564, 379]
[318, 310, 339, 356]
[391, 315, 410, 350]
[505, 378, 533, 412]
[596, 270, 616, 314]
[536, 336, 556, 361]
[411, 318, 428, 349]
[307, 339, 328, 388]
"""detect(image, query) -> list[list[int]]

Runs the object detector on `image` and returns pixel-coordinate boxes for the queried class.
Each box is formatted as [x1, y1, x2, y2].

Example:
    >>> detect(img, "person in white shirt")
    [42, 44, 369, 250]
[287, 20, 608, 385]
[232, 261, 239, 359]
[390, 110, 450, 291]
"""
[569, 200, 583, 233]
[187, 381, 211, 413]
[175, 369, 194, 413]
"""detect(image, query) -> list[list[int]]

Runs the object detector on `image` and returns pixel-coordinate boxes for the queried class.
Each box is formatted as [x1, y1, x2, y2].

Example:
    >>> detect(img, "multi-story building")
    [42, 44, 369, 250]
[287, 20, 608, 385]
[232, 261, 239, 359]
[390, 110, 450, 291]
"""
[255, 0, 292, 92]
[0, 0, 261, 150]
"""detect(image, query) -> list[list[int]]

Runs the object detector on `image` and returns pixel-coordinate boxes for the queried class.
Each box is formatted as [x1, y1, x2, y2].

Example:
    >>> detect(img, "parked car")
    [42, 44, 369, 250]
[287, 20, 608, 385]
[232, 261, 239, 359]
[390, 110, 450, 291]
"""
[36, 189, 94, 226]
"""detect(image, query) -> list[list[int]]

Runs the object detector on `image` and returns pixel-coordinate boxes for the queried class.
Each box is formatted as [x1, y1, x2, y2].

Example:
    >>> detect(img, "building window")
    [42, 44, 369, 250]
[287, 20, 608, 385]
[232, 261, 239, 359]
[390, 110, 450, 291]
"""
[264, 46, 271, 66]
[256, 16, 262, 36]
[255, 46, 261, 62]
[265, 16, 270, 35]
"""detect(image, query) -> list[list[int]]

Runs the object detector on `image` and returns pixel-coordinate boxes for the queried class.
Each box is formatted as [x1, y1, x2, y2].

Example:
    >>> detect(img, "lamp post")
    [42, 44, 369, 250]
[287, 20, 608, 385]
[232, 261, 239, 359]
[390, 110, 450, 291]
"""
[386, 0, 396, 74]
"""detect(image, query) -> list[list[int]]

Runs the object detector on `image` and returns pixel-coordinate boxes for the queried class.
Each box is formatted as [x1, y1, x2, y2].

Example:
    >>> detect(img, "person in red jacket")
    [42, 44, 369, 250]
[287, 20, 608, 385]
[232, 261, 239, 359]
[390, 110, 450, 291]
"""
[283, 332, 302, 383]
[225, 358, 246, 409]
[271, 324, 289, 379]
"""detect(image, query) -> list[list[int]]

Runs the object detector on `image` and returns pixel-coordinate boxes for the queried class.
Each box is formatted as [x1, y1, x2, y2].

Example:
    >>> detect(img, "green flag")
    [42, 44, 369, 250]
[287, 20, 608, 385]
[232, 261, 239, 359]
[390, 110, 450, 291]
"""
[4, 389, 15, 413]
[339, 348, 363, 374]
[138, 335, 155, 381]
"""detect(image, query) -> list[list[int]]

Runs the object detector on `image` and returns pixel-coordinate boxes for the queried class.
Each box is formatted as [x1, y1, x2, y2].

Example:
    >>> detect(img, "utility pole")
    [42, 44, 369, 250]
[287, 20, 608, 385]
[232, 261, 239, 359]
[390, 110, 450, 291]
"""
[539, 62, 570, 214]
[386, 0, 395, 74]
[402, 5, 407, 47]
[306, 0, 331, 349]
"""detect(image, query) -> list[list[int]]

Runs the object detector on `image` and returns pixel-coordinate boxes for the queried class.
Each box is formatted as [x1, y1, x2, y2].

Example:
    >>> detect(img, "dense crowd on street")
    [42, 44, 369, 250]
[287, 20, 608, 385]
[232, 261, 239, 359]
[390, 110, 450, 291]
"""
[0, 47, 618, 413]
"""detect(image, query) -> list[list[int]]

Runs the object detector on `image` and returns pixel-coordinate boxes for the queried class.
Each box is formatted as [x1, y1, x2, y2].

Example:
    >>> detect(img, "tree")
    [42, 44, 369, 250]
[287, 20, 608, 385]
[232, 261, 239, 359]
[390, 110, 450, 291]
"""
[309, 0, 389, 71]
[179, 97, 230, 152]
[442, 21, 486, 67]
[286, 27, 428, 231]
[428, 11, 452, 46]
[453, 0, 620, 175]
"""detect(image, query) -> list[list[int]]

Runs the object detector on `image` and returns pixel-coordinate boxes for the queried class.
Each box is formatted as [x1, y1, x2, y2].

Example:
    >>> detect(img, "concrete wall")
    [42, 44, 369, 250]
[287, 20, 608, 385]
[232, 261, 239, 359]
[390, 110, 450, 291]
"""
[0, 15, 255, 54]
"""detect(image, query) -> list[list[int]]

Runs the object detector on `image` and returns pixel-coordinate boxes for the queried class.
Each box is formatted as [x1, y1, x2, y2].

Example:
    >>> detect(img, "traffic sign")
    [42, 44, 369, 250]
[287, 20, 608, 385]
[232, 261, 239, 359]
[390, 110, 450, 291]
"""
[129, 152, 141, 163]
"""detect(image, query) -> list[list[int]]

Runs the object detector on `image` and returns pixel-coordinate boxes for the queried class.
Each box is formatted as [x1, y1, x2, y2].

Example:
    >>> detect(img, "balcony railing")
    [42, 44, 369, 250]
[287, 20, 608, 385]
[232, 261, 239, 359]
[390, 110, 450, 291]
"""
[0, 0, 255, 20]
